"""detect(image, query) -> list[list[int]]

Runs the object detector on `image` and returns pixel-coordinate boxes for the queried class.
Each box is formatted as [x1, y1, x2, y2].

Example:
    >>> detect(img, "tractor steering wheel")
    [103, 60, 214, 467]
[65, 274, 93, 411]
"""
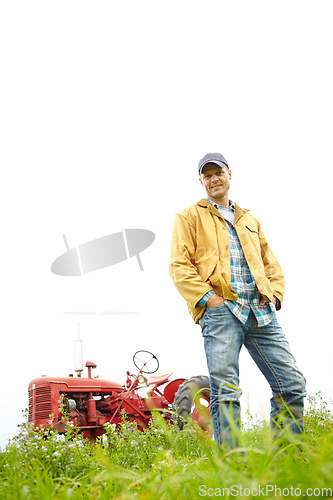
[133, 350, 159, 374]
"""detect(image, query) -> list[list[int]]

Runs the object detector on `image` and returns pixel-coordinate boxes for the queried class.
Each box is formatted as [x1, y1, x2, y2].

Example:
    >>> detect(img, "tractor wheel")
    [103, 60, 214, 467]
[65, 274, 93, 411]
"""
[173, 375, 212, 435]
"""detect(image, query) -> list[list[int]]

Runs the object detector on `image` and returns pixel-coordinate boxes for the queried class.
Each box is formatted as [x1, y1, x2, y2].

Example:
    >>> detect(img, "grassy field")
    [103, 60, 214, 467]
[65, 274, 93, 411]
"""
[1, 394, 332, 499]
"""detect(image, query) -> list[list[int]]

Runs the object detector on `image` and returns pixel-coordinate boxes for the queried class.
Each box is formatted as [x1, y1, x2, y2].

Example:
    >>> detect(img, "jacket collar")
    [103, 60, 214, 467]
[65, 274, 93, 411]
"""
[196, 198, 250, 223]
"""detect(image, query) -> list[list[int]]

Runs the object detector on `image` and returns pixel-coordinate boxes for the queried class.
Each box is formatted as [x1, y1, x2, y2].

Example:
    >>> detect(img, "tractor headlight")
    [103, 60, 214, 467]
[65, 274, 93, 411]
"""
[138, 374, 148, 385]
[67, 399, 77, 411]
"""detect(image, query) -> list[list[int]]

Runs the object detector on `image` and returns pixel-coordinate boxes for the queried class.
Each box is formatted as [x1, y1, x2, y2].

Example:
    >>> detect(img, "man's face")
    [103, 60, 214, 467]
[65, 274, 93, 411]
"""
[199, 163, 232, 202]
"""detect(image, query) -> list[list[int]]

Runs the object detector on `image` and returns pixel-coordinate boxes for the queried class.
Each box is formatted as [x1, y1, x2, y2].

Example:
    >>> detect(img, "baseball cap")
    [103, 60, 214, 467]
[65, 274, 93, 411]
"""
[198, 152, 229, 175]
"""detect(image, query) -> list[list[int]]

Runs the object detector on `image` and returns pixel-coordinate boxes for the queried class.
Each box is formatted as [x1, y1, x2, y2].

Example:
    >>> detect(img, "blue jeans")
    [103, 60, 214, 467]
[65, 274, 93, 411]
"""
[200, 303, 306, 449]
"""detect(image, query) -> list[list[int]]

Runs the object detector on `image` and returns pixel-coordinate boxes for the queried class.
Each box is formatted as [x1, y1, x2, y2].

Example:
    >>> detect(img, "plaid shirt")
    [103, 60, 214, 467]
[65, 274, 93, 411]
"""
[200, 199, 275, 327]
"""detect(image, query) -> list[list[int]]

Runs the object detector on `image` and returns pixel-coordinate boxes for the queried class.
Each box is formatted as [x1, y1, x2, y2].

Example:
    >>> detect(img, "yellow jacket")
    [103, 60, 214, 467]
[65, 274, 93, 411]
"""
[169, 199, 284, 324]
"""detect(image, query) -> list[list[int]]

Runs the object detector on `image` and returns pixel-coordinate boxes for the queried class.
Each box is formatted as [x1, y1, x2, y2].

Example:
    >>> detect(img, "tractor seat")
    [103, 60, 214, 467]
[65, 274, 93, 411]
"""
[148, 372, 173, 386]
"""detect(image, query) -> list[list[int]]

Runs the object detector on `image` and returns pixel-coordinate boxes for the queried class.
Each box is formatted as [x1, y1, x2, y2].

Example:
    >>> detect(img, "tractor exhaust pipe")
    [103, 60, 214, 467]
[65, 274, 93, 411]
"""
[74, 323, 83, 377]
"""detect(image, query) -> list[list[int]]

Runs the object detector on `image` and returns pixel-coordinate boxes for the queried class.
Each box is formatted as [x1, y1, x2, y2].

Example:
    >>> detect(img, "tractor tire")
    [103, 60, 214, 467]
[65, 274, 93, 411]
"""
[172, 375, 212, 435]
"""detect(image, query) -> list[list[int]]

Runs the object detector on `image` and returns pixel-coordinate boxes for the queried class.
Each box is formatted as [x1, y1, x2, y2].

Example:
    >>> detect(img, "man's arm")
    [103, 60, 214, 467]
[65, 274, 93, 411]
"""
[258, 222, 285, 309]
[169, 212, 214, 308]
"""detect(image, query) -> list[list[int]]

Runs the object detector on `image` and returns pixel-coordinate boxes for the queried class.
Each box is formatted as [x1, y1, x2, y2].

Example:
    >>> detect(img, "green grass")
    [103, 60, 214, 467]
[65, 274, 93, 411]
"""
[1, 394, 333, 499]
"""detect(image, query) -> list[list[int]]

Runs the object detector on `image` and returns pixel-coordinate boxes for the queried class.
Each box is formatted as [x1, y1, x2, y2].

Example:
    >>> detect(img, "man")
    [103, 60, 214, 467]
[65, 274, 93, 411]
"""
[169, 152, 306, 449]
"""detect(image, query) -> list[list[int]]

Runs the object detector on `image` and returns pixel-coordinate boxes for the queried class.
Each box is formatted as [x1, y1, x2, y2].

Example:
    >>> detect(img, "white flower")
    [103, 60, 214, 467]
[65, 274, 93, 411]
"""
[105, 422, 116, 432]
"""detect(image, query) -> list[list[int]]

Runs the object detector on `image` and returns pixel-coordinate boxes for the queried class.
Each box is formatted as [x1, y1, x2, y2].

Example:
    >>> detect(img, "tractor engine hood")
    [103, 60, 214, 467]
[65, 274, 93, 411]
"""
[29, 376, 122, 392]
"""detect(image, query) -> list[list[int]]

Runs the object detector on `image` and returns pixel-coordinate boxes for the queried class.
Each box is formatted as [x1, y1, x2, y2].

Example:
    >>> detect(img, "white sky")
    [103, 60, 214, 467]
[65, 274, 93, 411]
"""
[1, 1, 332, 448]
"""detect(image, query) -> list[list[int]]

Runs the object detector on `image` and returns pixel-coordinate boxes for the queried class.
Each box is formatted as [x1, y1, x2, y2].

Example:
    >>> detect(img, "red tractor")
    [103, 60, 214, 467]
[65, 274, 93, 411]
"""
[28, 350, 212, 439]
